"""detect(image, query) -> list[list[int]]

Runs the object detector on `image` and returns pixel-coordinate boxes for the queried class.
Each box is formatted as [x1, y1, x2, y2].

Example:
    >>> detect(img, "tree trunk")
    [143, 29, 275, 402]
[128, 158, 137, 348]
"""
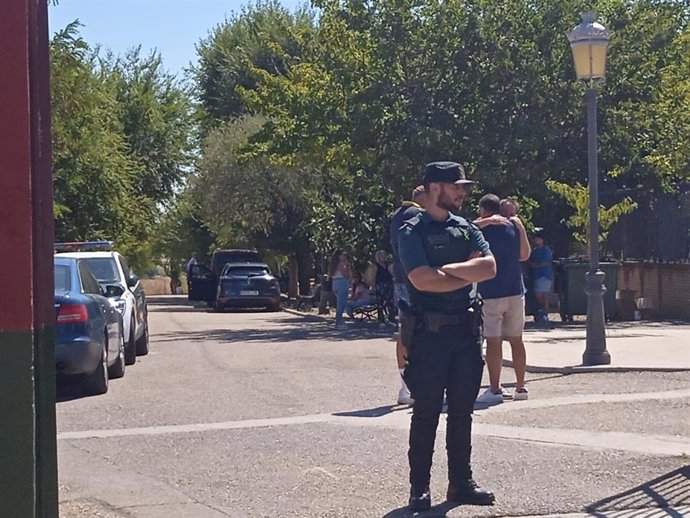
[296, 248, 312, 296]
[288, 254, 299, 299]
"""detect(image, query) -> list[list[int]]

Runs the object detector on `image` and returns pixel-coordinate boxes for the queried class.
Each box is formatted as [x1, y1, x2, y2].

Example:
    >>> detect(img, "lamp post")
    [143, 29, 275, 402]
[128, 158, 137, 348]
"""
[567, 12, 612, 365]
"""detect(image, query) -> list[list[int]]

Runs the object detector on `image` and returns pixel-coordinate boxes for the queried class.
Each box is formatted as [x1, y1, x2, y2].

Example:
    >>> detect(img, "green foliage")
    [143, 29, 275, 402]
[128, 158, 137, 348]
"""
[598, 1, 690, 194]
[193, 0, 315, 132]
[104, 48, 196, 204]
[232, 0, 689, 258]
[545, 180, 638, 245]
[51, 23, 140, 247]
[51, 23, 195, 271]
[642, 28, 690, 188]
[193, 116, 314, 255]
[150, 193, 215, 276]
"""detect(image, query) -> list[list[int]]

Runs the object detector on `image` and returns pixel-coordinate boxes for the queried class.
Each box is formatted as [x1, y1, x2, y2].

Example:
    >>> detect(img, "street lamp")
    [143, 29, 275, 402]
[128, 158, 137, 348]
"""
[567, 12, 612, 365]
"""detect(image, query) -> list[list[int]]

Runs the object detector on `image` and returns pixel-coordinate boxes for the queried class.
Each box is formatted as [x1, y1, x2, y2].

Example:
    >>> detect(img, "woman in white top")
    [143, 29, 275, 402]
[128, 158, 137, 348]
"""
[328, 249, 351, 329]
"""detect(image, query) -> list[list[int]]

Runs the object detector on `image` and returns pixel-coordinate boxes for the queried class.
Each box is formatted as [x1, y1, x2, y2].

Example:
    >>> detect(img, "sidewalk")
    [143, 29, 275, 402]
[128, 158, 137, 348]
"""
[507, 320, 690, 373]
[283, 307, 690, 374]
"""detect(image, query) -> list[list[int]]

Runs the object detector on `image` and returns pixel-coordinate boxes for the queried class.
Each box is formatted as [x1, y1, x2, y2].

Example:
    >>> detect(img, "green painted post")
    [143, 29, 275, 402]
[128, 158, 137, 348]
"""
[0, 1, 58, 517]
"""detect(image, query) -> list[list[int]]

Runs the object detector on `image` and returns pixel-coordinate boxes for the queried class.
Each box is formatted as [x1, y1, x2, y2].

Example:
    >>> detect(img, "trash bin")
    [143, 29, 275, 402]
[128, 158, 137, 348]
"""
[554, 260, 620, 322]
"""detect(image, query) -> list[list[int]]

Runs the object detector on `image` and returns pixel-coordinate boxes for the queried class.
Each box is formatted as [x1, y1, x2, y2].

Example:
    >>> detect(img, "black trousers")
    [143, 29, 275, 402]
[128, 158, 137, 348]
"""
[403, 319, 484, 490]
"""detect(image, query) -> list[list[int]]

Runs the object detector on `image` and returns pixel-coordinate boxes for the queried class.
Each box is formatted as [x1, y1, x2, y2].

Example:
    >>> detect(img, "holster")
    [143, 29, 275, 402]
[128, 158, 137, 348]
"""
[468, 298, 483, 337]
[400, 313, 417, 349]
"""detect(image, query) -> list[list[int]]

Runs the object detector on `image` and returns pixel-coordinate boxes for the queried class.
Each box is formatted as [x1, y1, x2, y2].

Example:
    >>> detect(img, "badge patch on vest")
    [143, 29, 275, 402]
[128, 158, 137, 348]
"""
[449, 226, 470, 240]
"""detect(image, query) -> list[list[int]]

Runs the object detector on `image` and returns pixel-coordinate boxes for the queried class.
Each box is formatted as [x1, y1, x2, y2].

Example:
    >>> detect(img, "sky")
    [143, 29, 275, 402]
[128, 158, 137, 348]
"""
[48, 0, 304, 77]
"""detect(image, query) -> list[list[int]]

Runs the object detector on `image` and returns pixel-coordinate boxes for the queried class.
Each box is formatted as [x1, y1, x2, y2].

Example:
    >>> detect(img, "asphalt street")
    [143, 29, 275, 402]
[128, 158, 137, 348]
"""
[58, 296, 690, 518]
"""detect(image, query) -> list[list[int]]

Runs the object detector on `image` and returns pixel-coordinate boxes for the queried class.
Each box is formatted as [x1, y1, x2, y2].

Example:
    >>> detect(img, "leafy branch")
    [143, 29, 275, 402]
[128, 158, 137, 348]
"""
[546, 180, 638, 246]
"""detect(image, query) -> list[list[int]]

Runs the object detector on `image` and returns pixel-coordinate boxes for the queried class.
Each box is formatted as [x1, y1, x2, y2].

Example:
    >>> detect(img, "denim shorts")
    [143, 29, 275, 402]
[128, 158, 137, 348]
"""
[533, 277, 552, 293]
[394, 282, 410, 309]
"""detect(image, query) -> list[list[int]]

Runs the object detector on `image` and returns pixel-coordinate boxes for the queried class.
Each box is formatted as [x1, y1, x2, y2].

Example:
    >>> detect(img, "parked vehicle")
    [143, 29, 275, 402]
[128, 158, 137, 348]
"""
[214, 262, 281, 311]
[55, 242, 149, 364]
[188, 249, 262, 304]
[54, 256, 126, 395]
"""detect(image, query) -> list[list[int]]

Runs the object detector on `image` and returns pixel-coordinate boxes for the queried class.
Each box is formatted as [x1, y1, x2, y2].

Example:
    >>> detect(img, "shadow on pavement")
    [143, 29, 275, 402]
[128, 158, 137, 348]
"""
[586, 465, 690, 517]
[333, 404, 411, 418]
[382, 501, 462, 517]
[155, 321, 395, 344]
[55, 375, 95, 402]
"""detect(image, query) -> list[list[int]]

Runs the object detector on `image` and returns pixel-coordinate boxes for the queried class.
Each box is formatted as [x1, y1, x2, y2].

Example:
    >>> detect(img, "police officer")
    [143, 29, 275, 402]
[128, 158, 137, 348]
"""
[398, 161, 497, 511]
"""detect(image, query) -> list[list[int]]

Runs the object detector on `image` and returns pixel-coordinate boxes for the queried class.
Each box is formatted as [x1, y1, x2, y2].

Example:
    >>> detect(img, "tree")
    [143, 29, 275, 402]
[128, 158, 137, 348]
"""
[51, 23, 141, 250]
[194, 116, 316, 295]
[150, 193, 215, 290]
[51, 22, 196, 270]
[104, 48, 196, 206]
[242, 0, 690, 257]
[193, 0, 315, 132]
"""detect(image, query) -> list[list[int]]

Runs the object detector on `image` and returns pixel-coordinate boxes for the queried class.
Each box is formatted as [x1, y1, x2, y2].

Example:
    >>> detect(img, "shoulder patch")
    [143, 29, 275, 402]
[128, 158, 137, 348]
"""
[401, 213, 423, 229]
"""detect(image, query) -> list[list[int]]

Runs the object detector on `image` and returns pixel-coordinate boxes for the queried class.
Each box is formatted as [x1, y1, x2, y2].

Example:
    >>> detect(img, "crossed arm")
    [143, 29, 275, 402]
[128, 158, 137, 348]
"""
[407, 253, 496, 293]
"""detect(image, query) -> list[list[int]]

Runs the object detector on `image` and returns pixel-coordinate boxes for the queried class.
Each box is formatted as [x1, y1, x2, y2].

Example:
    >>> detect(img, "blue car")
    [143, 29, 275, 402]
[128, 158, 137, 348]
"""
[54, 256, 126, 395]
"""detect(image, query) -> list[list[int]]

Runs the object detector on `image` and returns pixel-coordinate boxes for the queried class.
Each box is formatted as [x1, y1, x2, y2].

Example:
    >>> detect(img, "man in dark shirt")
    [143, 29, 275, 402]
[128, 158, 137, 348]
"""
[398, 161, 496, 511]
[389, 185, 426, 405]
[473, 194, 531, 405]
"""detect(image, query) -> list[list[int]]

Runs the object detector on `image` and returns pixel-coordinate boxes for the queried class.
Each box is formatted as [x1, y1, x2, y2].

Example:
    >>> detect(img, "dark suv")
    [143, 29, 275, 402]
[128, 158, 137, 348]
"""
[215, 262, 281, 311]
[188, 249, 262, 305]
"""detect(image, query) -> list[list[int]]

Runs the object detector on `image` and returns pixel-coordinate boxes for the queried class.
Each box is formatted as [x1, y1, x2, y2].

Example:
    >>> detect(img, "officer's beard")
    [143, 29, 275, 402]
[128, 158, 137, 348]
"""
[436, 191, 463, 213]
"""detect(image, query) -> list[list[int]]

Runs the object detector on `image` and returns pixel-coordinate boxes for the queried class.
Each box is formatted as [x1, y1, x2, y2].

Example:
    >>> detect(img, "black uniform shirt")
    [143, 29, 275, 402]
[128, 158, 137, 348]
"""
[398, 211, 491, 313]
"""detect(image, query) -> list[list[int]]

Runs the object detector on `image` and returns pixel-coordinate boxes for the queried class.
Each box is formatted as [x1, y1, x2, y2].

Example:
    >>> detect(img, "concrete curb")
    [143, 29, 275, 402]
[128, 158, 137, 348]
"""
[281, 307, 330, 322]
[503, 358, 690, 374]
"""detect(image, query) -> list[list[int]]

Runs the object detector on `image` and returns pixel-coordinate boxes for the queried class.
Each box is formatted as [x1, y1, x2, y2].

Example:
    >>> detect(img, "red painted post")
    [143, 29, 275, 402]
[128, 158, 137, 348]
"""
[0, 1, 58, 516]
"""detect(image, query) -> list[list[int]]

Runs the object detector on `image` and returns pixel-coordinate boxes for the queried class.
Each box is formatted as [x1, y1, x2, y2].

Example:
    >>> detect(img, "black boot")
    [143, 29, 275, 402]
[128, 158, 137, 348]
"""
[409, 486, 431, 512]
[447, 479, 495, 506]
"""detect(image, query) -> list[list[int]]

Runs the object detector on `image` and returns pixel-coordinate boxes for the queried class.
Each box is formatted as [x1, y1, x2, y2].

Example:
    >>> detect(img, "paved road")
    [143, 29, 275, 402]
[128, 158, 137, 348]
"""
[58, 296, 690, 517]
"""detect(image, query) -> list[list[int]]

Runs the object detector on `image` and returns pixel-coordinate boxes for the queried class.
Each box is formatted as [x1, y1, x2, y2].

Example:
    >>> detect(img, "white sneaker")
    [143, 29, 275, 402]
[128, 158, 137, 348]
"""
[397, 386, 414, 405]
[513, 387, 529, 401]
[476, 388, 505, 406]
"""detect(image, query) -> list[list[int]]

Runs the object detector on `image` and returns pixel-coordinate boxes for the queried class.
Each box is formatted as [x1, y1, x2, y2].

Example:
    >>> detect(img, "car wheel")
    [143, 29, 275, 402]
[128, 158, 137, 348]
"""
[124, 317, 137, 365]
[268, 302, 281, 312]
[88, 336, 109, 395]
[108, 331, 126, 379]
[135, 320, 149, 356]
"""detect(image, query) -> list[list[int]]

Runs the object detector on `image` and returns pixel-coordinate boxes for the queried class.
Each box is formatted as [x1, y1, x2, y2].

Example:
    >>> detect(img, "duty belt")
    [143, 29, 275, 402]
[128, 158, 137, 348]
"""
[422, 310, 471, 332]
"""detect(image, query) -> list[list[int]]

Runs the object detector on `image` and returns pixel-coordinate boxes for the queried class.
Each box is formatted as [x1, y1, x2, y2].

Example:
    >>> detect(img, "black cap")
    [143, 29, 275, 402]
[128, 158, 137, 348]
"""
[422, 161, 475, 185]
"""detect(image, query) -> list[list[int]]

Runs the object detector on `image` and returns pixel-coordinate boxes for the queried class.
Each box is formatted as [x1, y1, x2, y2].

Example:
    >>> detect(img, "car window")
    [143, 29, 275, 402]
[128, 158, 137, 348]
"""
[224, 266, 271, 276]
[118, 255, 130, 277]
[213, 251, 261, 273]
[78, 261, 102, 294]
[54, 264, 71, 292]
[83, 257, 119, 283]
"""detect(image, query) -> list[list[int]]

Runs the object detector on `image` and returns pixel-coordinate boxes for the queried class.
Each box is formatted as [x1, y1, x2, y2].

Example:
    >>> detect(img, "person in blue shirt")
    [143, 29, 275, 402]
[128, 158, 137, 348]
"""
[473, 194, 531, 405]
[528, 230, 553, 323]
[398, 161, 496, 511]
